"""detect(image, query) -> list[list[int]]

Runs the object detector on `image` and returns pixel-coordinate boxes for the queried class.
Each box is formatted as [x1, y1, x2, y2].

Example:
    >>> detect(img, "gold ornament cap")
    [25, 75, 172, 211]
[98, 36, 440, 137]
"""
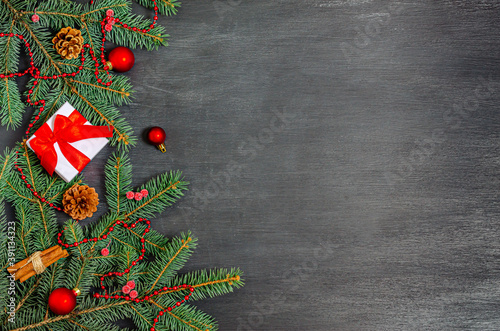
[156, 143, 167, 153]
[72, 288, 81, 297]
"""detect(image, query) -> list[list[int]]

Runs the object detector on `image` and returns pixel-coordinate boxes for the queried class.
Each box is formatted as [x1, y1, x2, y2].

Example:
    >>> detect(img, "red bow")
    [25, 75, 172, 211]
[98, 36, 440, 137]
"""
[29, 110, 113, 176]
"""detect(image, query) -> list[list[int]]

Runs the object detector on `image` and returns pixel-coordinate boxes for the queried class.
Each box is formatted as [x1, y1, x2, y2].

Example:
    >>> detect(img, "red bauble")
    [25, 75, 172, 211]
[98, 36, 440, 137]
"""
[106, 47, 135, 72]
[48, 288, 79, 315]
[147, 127, 167, 153]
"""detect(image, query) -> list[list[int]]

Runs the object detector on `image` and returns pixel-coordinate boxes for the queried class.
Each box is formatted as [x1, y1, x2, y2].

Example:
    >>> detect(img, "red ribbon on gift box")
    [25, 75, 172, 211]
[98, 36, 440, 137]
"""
[29, 110, 113, 176]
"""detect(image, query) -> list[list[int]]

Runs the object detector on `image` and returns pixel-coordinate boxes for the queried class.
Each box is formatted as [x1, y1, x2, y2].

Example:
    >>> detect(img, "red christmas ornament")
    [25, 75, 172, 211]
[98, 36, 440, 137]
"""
[106, 46, 135, 72]
[147, 127, 167, 153]
[48, 287, 80, 315]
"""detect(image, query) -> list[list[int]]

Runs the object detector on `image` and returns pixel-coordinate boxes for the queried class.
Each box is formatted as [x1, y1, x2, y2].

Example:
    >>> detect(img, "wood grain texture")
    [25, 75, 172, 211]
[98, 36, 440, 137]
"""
[2, 0, 500, 330]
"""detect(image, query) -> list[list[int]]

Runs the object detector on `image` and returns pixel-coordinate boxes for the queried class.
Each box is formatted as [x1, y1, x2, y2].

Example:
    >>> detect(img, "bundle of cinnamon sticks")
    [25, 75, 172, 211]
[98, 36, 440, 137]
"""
[7, 246, 68, 282]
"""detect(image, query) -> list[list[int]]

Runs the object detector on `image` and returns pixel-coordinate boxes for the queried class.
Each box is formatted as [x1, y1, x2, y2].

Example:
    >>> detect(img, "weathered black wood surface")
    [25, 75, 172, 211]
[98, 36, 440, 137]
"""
[2, 0, 500, 330]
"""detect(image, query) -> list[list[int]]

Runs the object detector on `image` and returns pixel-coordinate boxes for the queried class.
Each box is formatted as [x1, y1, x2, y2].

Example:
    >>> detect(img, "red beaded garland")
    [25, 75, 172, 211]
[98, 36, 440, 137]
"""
[2, 2, 191, 328]
[3, 0, 160, 211]
[57, 216, 194, 326]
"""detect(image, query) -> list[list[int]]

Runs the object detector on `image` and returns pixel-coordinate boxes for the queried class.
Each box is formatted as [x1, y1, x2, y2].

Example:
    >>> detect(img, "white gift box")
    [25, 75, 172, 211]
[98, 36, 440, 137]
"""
[26, 102, 111, 182]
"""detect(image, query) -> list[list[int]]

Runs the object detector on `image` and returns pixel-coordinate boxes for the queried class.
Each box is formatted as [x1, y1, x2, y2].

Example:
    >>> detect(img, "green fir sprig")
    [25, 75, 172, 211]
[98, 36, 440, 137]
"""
[0, 148, 244, 331]
[0, 0, 177, 147]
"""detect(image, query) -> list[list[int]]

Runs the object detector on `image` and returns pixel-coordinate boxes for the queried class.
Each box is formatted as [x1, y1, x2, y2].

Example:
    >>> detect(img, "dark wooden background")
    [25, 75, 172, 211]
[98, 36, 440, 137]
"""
[2, 0, 500, 330]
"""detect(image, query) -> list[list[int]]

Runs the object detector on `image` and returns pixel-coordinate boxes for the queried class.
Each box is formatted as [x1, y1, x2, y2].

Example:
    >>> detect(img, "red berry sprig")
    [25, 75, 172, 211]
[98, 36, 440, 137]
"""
[1, 0, 160, 211]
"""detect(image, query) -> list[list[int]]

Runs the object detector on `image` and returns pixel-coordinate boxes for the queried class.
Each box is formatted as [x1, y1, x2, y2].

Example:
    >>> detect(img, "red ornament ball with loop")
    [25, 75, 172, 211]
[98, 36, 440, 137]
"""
[48, 287, 80, 315]
[106, 46, 135, 72]
[147, 127, 167, 153]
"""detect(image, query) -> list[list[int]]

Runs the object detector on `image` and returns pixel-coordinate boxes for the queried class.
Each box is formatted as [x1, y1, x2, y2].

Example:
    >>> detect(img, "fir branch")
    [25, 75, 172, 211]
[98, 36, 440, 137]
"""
[10, 300, 129, 331]
[124, 170, 188, 219]
[0, 78, 23, 129]
[149, 300, 217, 331]
[105, 152, 133, 214]
[124, 227, 167, 253]
[160, 268, 244, 302]
[0, 147, 12, 185]
[16, 206, 32, 258]
[11, 278, 40, 318]
[145, 233, 196, 294]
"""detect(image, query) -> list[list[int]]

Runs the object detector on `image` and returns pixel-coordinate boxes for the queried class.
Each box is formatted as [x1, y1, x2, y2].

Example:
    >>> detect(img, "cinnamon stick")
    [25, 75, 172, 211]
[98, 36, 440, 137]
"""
[7, 246, 69, 282]
[18, 249, 68, 283]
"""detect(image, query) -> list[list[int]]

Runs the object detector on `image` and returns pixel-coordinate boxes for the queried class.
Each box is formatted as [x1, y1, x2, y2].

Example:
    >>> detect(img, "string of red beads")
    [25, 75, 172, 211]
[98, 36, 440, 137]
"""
[58, 216, 194, 330]
[2, 0, 159, 211]
[2, 2, 187, 328]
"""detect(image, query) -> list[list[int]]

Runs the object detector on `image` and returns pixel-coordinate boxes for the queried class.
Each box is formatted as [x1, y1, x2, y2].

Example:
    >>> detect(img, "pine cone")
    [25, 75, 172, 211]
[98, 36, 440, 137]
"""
[52, 27, 84, 60]
[62, 184, 99, 220]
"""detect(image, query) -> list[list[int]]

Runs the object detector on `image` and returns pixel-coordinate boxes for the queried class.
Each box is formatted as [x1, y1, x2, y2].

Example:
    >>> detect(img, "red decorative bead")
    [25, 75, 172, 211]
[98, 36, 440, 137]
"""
[129, 290, 138, 299]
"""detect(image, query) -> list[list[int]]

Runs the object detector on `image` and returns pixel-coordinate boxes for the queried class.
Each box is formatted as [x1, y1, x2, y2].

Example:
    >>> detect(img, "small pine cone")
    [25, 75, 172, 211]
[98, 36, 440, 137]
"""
[62, 184, 99, 220]
[52, 27, 84, 60]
